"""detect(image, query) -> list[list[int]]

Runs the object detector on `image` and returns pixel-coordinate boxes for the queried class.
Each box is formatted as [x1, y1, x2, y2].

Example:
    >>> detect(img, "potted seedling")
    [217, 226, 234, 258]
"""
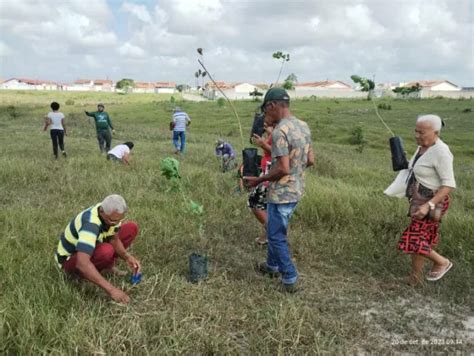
[159, 157, 207, 283]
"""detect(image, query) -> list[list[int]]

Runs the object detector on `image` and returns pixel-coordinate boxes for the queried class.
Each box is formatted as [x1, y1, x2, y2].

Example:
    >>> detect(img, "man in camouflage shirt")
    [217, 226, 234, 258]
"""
[245, 87, 314, 292]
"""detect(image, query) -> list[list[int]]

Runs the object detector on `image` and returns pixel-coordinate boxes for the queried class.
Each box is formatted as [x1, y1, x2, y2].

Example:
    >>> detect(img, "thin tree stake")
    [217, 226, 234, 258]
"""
[198, 59, 244, 147]
[370, 97, 395, 137]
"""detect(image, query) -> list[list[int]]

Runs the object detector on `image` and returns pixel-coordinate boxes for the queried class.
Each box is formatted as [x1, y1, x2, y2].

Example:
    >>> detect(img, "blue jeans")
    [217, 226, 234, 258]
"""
[266, 202, 298, 285]
[172, 131, 186, 152]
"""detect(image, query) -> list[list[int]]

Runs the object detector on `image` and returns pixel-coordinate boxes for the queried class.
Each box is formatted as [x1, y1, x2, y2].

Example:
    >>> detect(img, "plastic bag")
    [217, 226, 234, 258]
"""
[389, 136, 409, 171]
[188, 253, 208, 283]
[242, 148, 260, 177]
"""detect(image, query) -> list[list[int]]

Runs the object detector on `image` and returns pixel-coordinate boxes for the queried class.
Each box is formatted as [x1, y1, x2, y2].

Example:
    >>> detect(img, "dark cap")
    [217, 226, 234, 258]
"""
[98, 103, 105, 108]
[260, 87, 290, 110]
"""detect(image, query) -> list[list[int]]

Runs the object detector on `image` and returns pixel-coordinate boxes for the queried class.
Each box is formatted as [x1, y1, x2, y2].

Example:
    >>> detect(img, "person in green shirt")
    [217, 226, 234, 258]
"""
[85, 103, 115, 153]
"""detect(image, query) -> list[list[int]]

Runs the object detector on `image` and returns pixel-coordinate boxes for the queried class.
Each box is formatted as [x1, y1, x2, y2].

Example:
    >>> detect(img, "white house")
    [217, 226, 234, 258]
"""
[295, 80, 352, 91]
[0, 78, 58, 90]
[93, 80, 114, 92]
[133, 82, 156, 94]
[155, 82, 176, 94]
[204, 82, 264, 100]
[403, 80, 461, 91]
[67, 79, 94, 91]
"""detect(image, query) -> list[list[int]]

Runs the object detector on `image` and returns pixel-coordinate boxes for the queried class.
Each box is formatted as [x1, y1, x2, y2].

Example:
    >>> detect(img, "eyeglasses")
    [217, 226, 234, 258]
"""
[103, 215, 125, 226]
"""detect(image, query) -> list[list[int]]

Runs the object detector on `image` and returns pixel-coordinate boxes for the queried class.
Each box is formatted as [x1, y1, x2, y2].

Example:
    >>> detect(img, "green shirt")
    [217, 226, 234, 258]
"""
[86, 111, 114, 131]
[268, 116, 313, 204]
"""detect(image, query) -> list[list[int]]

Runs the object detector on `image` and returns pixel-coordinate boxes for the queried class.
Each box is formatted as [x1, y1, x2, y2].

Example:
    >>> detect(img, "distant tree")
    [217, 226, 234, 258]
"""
[350, 75, 375, 100]
[282, 73, 298, 90]
[286, 73, 298, 83]
[272, 51, 290, 86]
[116, 78, 135, 93]
[392, 83, 422, 98]
[177, 84, 190, 92]
[194, 69, 207, 89]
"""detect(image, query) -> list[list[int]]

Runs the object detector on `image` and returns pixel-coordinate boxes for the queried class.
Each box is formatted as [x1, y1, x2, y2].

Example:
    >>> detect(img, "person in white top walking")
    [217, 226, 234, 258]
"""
[107, 142, 134, 165]
[43, 102, 67, 159]
[170, 107, 191, 154]
[398, 114, 456, 286]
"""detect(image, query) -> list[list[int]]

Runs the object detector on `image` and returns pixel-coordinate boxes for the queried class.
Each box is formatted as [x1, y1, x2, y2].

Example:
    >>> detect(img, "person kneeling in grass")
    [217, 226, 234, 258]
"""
[107, 142, 134, 165]
[54, 194, 141, 304]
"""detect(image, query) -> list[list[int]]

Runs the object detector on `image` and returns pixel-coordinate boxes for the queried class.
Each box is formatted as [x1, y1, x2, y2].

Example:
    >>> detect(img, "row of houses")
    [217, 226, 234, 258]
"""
[0, 77, 468, 98]
[203, 80, 464, 100]
[0, 78, 177, 94]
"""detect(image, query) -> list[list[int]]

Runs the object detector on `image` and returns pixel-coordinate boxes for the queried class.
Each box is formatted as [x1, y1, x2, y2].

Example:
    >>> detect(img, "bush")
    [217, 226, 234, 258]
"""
[217, 98, 225, 107]
[6, 105, 18, 119]
[350, 126, 365, 145]
[462, 108, 472, 113]
[65, 99, 75, 105]
[170, 96, 176, 103]
[377, 103, 392, 110]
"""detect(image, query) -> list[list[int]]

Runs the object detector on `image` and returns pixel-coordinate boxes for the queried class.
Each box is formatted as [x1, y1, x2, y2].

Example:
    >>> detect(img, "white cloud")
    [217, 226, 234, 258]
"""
[118, 43, 147, 59]
[0, 0, 472, 86]
[0, 41, 14, 57]
[121, 2, 152, 23]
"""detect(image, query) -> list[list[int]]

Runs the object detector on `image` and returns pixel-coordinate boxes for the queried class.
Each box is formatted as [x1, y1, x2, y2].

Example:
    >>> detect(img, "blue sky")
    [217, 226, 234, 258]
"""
[0, 0, 473, 86]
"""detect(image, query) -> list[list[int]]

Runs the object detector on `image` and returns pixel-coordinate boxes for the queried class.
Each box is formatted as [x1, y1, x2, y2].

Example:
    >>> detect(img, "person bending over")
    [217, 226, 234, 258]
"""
[54, 194, 141, 304]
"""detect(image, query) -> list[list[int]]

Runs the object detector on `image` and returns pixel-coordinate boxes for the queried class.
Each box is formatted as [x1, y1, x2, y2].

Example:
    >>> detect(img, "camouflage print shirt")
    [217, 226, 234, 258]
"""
[268, 117, 313, 204]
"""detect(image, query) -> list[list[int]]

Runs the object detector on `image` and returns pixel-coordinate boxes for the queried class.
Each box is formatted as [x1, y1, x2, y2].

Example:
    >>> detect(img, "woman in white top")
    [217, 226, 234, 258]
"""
[43, 102, 67, 159]
[107, 142, 134, 165]
[398, 115, 456, 286]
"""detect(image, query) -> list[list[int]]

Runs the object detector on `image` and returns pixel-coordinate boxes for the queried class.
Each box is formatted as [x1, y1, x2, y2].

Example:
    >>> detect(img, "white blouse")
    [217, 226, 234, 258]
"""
[410, 138, 456, 191]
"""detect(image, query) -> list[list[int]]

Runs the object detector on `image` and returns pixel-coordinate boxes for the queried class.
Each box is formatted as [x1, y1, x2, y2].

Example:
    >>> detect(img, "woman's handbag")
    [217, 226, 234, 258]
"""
[408, 182, 443, 221]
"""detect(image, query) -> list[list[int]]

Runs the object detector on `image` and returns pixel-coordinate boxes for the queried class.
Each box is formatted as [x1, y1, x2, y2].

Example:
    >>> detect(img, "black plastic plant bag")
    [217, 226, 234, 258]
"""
[188, 253, 208, 283]
[389, 136, 408, 171]
[242, 148, 260, 177]
[250, 113, 265, 143]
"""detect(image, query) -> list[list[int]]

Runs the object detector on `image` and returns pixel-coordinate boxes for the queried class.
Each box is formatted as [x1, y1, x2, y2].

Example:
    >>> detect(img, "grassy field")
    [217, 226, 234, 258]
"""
[0, 90, 472, 354]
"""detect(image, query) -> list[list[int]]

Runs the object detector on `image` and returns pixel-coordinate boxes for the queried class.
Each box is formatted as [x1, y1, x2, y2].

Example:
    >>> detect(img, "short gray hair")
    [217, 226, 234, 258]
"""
[417, 114, 442, 132]
[174, 107, 182, 112]
[101, 194, 127, 214]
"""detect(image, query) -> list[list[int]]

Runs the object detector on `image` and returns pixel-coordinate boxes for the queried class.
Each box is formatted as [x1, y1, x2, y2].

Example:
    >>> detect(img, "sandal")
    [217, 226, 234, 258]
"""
[255, 237, 268, 246]
[426, 261, 453, 281]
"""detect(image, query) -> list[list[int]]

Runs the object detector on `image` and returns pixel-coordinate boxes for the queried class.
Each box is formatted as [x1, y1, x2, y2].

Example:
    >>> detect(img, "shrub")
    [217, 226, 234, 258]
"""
[462, 108, 472, 113]
[65, 99, 75, 105]
[170, 96, 176, 103]
[377, 103, 392, 110]
[6, 105, 18, 119]
[350, 126, 365, 145]
[217, 98, 225, 107]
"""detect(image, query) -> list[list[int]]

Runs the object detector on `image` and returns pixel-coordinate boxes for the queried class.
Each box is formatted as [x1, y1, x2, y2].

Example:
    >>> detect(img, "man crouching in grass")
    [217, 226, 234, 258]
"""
[244, 88, 314, 293]
[54, 194, 141, 304]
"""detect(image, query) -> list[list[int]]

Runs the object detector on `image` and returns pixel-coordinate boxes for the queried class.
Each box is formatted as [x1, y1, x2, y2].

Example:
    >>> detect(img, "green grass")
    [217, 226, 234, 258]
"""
[0, 91, 473, 353]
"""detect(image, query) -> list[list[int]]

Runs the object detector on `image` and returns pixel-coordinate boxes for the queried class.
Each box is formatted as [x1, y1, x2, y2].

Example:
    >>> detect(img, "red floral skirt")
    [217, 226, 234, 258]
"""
[398, 197, 450, 255]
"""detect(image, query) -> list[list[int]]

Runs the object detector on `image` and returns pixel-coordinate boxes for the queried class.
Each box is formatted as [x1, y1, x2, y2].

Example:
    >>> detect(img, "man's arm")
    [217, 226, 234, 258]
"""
[75, 252, 130, 304]
[244, 155, 289, 187]
[84, 111, 94, 117]
[106, 114, 115, 132]
[306, 147, 314, 167]
[110, 235, 141, 274]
